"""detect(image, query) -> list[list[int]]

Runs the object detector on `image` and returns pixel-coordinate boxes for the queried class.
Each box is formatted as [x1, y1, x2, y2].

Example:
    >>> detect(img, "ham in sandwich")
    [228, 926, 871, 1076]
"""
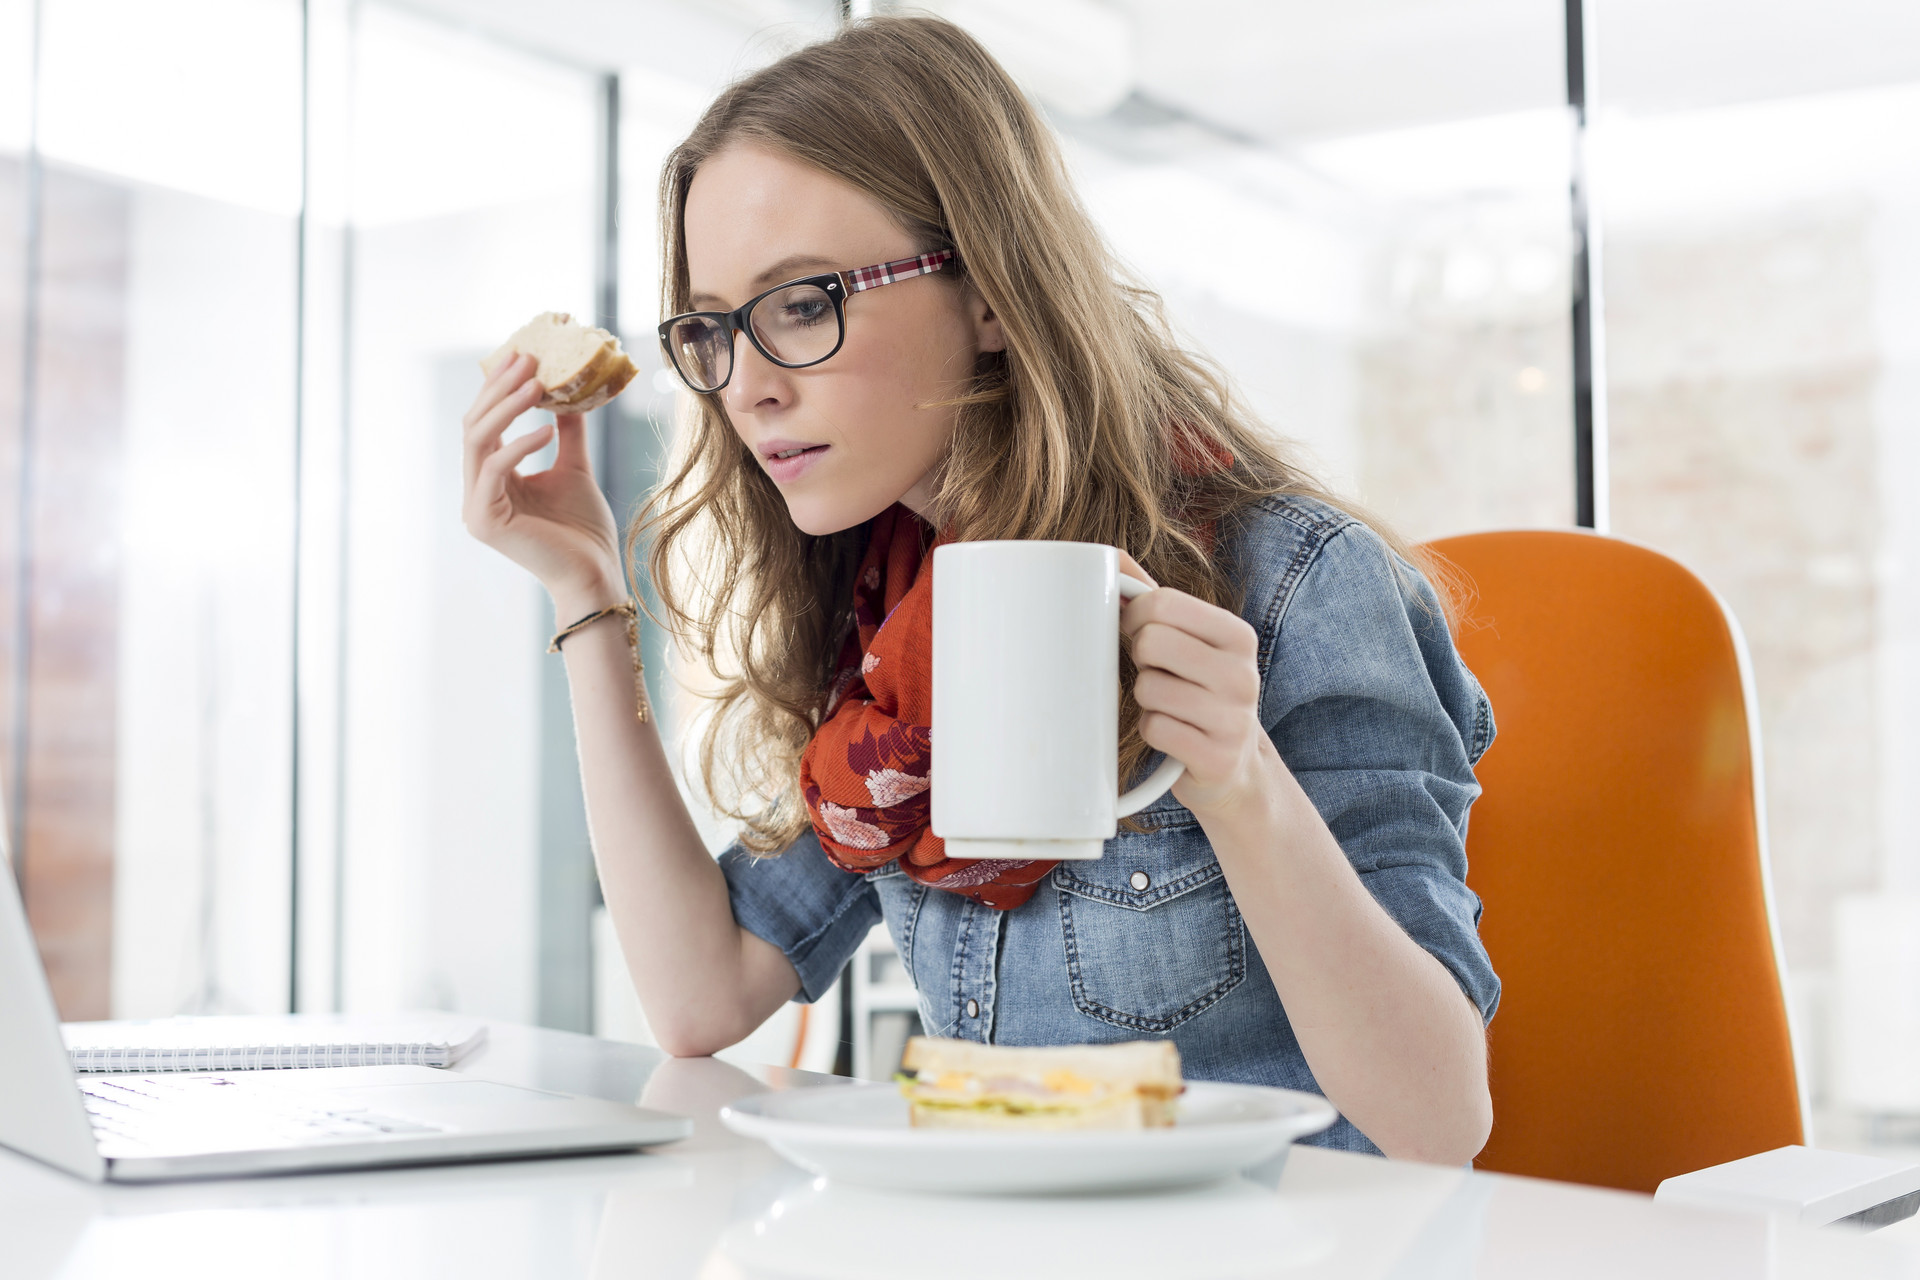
[897, 1036, 1183, 1130]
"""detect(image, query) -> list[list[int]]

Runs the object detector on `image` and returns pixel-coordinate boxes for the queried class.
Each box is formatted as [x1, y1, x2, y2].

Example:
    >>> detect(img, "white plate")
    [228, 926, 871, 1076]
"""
[719, 1080, 1337, 1195]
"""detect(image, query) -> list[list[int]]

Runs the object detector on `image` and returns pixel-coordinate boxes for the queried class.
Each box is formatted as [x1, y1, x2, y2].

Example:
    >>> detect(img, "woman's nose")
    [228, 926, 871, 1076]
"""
[721, 329, 792, 417]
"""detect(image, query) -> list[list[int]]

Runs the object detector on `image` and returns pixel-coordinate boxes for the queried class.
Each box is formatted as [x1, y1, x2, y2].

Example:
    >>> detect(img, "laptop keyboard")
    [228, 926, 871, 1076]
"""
[80, 1074, 446, 1154]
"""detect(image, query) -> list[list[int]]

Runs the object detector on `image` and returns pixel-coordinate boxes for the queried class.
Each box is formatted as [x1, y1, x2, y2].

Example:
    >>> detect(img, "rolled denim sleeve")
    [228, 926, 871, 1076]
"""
[1260, 521, 1502, 1024]
[719, 829, 881, 1003]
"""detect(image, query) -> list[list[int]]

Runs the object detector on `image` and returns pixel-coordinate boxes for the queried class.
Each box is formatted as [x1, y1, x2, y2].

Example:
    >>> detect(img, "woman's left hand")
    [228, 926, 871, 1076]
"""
[1118, 552, 1276, 818]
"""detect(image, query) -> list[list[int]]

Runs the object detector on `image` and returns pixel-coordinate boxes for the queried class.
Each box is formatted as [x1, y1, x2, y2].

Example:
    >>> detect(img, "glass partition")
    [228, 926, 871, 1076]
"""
[0, 0, 31, 878]
[0, 0, 606, 1028]
[1591, 0, 1920, 1124]
[331, 5, 600, 1022]
[3, 0, 302, 1020]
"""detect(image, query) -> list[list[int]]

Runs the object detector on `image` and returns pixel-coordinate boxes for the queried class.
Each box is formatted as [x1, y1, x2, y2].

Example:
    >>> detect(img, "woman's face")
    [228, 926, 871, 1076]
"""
[681, 144, 1003, 536]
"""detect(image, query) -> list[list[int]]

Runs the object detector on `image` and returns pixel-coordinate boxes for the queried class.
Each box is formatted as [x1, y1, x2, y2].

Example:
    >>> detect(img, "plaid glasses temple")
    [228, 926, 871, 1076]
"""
[843, 249, 956, 293]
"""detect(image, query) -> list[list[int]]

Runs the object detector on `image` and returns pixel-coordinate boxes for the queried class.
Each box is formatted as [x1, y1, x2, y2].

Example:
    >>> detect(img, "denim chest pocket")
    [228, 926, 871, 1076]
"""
[1052, 818, 1246, 1034]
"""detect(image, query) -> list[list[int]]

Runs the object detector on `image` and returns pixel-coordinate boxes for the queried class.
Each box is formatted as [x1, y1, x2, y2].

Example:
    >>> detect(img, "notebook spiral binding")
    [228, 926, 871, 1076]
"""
[68, 1041, 459, 1073]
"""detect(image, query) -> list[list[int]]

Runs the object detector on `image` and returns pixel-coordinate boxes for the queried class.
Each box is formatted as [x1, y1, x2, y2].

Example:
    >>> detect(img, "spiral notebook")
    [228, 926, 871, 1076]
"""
[61, 1014, 487, 1073]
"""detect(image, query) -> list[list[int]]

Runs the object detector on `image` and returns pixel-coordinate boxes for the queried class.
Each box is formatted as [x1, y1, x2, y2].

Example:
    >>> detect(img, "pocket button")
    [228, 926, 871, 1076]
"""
[1129, 871, 1151, 891]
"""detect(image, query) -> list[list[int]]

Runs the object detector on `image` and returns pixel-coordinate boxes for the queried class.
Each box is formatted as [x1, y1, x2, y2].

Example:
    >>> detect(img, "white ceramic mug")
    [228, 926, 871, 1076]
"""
[930, 541, 1186, 861]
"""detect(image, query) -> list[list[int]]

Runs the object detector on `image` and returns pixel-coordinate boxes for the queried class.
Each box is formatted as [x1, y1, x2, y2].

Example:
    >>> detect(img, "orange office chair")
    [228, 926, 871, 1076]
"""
[1419, 529, 1806, 1193]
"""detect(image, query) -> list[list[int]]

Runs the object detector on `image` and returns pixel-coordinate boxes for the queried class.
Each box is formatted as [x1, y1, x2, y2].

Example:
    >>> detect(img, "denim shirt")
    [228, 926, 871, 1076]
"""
[718, 494, 1500, 1154]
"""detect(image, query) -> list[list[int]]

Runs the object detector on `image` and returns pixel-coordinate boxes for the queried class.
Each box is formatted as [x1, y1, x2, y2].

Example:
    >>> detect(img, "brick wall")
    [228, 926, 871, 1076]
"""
[1607, 201, 1881, 975]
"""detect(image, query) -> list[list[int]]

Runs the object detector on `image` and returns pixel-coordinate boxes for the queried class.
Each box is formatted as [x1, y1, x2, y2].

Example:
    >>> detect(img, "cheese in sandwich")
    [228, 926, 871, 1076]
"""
[481, 312, 638, 414]
[897, 1037, 1183, 1130]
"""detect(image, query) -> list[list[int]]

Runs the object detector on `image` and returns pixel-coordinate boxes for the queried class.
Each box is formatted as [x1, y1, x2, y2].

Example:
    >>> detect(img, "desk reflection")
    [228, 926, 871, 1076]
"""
[710, 1175, 1337, 1280]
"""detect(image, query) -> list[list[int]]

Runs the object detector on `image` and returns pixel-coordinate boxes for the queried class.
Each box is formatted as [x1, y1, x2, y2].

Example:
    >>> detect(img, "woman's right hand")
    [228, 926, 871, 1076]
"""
[462, 352, 624, 610]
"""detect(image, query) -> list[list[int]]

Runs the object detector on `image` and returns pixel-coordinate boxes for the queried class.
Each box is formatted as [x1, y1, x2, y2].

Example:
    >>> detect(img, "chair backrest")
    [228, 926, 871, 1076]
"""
[1421, 529, 1804, 1193]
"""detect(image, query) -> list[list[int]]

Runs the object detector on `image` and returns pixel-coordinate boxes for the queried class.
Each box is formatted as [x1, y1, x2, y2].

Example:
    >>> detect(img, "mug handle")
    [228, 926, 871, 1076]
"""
[1115, 574, 1187, 819]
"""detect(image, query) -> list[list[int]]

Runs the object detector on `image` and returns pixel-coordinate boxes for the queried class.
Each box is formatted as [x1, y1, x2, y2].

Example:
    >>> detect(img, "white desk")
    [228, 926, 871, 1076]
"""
[2, 1020, 1912, 1279]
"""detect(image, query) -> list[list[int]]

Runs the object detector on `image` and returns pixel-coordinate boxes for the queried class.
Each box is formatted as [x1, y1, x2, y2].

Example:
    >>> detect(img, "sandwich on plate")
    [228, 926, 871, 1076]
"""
[897, 1036, 1183, 1130]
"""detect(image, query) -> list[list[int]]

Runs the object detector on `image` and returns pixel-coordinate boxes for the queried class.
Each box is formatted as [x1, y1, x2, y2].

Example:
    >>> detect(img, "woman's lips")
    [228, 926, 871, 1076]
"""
[762, 442, 829, 484]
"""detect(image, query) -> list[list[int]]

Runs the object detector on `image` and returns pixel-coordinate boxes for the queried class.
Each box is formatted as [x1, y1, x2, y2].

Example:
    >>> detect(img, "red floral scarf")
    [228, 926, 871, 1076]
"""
[798, 505, 1057, 910]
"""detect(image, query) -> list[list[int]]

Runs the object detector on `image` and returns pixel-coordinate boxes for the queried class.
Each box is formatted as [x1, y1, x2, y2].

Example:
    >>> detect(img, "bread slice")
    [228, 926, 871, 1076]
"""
[481, 312, 638, 414]
[898, 1037, 1183, 1130]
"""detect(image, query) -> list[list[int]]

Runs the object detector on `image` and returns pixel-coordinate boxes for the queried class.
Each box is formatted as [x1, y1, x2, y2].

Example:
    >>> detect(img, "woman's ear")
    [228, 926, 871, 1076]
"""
[968, 285, 1007, 354]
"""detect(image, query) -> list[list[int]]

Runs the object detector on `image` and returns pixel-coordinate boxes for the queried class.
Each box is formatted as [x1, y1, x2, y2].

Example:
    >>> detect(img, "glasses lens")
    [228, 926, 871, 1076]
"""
[667, 315, 730, 391]
[749, 284, 840, 366]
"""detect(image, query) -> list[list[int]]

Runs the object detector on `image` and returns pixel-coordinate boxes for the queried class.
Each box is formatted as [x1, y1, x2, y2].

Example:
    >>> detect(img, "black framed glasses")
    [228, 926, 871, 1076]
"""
[657, 249, 957, 394]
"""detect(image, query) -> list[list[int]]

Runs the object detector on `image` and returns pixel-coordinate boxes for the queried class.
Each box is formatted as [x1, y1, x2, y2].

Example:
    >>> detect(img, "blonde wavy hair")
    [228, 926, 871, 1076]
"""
[634, 15, 1427, 853]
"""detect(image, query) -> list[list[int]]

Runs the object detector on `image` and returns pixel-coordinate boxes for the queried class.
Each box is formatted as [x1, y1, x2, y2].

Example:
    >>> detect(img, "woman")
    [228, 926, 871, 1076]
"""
[461, 16, 1497, 1162]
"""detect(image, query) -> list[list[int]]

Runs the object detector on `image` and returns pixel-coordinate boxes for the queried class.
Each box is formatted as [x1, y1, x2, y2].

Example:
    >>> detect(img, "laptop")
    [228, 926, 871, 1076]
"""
[0, 844, 690, 1182]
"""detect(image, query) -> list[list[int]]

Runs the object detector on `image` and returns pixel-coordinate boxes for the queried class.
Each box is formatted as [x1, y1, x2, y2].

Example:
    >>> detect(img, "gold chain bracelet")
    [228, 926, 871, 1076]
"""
[548, 599, 651, 724]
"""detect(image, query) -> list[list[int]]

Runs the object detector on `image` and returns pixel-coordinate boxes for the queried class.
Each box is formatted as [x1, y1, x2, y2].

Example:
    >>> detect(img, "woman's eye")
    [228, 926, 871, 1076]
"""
[781, 300, 829, 325]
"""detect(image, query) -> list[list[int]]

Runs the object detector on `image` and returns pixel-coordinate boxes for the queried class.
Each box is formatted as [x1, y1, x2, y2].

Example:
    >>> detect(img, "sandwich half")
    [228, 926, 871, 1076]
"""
[481, 312, 639, 414]
[897, 1037, 1183, 1130]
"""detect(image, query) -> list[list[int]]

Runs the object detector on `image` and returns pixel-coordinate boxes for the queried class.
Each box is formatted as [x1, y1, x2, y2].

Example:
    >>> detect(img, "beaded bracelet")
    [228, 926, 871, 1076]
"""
[548, 599, 650, 724]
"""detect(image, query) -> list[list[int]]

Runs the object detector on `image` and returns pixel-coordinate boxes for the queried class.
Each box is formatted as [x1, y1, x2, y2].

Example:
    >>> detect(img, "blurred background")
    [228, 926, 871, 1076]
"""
[2, 0, 1919, 1140]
